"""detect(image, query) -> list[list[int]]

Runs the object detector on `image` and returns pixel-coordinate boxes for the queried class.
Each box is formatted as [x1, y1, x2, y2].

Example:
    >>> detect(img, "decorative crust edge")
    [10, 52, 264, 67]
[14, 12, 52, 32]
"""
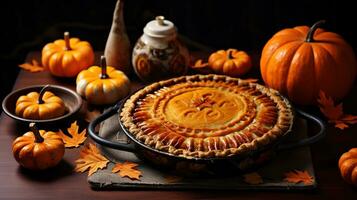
[120, 74, 293, 159]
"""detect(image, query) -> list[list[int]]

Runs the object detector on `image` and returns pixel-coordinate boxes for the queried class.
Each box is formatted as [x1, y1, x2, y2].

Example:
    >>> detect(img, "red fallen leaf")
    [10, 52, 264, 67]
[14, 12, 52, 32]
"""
[317, 90, 357, 130]
[317, 90, 343, 120]
[243, 172, 263, 185]
[19, 59, 45, 72]
[164, 175, 183, 183]
[284, 170, 313, 185]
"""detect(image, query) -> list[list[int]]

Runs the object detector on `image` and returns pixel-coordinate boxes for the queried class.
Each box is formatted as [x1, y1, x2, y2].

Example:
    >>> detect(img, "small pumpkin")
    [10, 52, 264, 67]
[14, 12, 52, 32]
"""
[15, 85, 66, 120]
[42, 32, 94, 77]
[192, 49, 252, 77]
[76, 56, 130, 105]
[12, 123, 65, 170]
[339, 148, 357, 186]
[261, 20, 357, 105]
[208, 49, 252, 77]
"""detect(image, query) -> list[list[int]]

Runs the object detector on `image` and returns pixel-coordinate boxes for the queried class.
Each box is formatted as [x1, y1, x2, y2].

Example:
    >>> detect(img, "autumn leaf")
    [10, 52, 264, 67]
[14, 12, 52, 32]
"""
[334, 122, 349, 130]
[317, 90, 343, 120]
[112, 161, 142, 180]
[284, 170, 313, 185]
[75, 143, 109, 176]
[192, 59, 209, 68]
[58, 121, 87, 148]
[243, 172, 263, 185]
[164, 175, 183, 183]
[317, 90, 357, 130]
[85, 109, 101, 123]
[19, 59, 45, 72]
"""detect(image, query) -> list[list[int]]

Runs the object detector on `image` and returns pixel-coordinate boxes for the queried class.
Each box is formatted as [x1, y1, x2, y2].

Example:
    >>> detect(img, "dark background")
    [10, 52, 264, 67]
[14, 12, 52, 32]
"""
[1, 0, 356, 102]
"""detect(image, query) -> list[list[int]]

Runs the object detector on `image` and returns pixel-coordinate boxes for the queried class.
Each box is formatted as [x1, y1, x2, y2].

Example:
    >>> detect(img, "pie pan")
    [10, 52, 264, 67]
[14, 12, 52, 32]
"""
[88, 75, 326, 174]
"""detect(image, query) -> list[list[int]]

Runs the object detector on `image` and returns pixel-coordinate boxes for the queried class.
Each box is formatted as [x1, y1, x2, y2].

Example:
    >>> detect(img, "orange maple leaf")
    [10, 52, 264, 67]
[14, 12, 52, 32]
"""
[57, 121, 87, 148]
[192, 59, 209, 68]
[317, 90, 357, 130]
[19, 59, 45, 72]
[243, 172, 263, 185]
[75, 143, 109, 176]
[317, 90, 343, 120]
[112, 161, 142, 180]
[284, 170, 313, 185]
[164, 175, 183, 183]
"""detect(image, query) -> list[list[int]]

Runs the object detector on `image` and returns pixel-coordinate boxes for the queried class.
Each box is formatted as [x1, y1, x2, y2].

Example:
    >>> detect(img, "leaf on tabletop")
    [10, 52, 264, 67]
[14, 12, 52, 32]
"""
[317, 90, 343, 120]
[75, 143, 109, 176]
[243, 172, 263, 185]
[317, 90, 357, 130]
[284, 170, 313, 185]
[192, 59, 209, 69]
[85, 109, 102, 123]
[112, 161, 142, 180]
[18, 59, 45, 72]
[164, 175, 183, 183]
[334, 122, 349, 130]
[58, 121, 87, 148]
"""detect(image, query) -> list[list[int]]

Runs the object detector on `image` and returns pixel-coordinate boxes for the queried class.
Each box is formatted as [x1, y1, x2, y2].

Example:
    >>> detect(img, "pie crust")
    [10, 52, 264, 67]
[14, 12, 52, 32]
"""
[121, 74, 293, 158]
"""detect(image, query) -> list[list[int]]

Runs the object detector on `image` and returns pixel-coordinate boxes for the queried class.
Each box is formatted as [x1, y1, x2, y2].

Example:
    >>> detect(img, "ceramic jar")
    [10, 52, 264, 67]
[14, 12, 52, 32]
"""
[132, 16, 190, 82]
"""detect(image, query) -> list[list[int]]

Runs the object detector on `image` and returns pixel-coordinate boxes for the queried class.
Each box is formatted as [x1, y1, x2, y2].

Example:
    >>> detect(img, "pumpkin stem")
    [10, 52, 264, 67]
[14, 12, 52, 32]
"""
[38, 85, 50, 104]
[64, 32, 71, 50]
[227, 49, 234, 59]
[305, 20, 326, 42]
[100, 56, 109, 79]
[29, 123, 44, 143]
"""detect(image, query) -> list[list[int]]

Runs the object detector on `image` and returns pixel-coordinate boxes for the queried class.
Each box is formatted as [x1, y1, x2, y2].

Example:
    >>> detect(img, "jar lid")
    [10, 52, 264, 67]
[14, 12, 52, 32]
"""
[143, 16, 176, 38]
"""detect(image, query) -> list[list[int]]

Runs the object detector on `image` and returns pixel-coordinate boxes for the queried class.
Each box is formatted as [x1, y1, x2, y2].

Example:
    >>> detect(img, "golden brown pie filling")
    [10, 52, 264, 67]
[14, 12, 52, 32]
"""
[121, 75, 293, 158]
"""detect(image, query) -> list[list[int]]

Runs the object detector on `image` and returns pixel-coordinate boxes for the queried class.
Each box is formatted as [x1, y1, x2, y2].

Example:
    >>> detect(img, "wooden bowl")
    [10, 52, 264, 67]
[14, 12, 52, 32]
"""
[2, 85, 82, 123]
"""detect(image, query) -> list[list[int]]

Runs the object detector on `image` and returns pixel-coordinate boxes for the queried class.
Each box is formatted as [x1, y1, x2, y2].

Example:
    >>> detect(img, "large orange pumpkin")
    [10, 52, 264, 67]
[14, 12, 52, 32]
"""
[42, 32, 94, 77]
[260, 20, 357, 105]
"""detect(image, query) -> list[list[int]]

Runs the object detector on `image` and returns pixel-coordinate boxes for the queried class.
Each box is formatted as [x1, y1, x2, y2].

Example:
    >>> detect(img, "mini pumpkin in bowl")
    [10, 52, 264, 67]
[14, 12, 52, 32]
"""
[2, 85, 82, 123]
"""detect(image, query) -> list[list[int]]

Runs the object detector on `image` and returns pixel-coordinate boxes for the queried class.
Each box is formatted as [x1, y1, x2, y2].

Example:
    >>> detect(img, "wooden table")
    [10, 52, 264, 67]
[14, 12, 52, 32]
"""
[1, 52, 356, 199]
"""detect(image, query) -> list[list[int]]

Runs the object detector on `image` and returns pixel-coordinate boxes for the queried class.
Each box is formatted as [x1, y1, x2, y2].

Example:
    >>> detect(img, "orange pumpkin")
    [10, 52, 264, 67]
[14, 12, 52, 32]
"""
[339, 148, 357, 186]
[42, 32, 94, 77]
[261, 20, 357, 105]
[12, 123, 65, 170]
[15, 85, 66, 120]
[208, 49, 252, 77]
[76, 56, 130, 105]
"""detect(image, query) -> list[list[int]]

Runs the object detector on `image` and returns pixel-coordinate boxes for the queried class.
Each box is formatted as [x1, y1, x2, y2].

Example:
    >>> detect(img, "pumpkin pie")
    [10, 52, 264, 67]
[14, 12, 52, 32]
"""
[121, 74, 293, 158]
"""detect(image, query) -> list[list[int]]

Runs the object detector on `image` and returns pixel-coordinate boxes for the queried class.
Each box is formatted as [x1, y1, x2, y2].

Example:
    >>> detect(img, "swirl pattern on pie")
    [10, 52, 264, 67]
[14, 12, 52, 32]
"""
[121, 75, 293, 158]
